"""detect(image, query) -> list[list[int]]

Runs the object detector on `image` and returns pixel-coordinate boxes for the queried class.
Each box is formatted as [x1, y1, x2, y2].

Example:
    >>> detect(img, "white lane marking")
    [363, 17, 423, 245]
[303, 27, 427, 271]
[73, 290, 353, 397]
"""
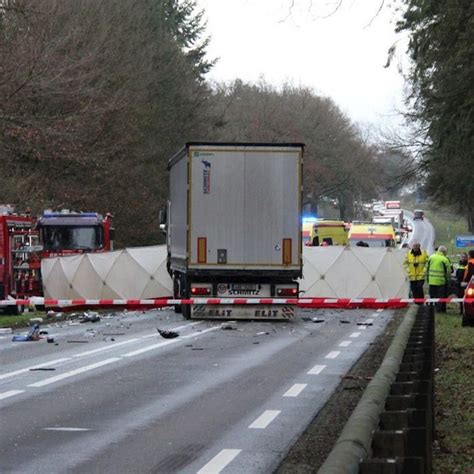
[364, 318, 374, 324]
[339, 340, 352, 347]
[44, 427, 91, 432]
[283, 383, 307, 397]
[28, 358, 120, 388]
[197, 449, 242, 474]
[0, 358, 72, 381]
[141, 321, 203, 339]
[350, 332, 361, 338]
[248, 410, 281, 429]
[377, 309, 384, 313]
[307, 364, 326, 375]
[372, 312, 380, 317]
[359, 326, 367, 330]
[325, 351, 341, 359]
[74, 339, 140, 357]
[0, 389, 25, 400]
[122, 326, 219, 357]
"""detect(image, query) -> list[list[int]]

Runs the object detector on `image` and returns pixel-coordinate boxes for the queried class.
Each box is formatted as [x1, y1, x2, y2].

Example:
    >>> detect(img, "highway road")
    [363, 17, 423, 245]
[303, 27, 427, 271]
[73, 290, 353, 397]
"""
[0, 307, 394, 474]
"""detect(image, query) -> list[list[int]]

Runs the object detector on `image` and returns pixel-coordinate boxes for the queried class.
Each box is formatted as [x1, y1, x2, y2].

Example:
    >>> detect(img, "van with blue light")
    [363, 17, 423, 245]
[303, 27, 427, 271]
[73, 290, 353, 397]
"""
[303, 218, 348, 246]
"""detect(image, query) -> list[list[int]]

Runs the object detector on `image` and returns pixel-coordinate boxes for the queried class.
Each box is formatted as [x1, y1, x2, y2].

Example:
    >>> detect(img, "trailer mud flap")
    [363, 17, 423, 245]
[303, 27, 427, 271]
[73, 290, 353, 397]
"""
[191, 304, 295, 320]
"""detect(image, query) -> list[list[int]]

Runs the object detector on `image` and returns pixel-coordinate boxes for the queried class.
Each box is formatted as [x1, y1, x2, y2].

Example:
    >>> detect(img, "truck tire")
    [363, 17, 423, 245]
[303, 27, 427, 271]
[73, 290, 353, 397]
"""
[7, 304, 24, 315]
[461, 313, 470, 327]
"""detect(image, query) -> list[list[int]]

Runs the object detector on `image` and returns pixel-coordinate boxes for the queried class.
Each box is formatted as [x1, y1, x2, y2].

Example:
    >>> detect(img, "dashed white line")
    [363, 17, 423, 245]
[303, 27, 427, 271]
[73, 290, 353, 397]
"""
[325, 351, 341, 359]
[364, 318, 374, 324]
[0, 358, 72, 381]
[376, 309, 384, 313]
[44, 427, 91, 432]
[350, 332, 361, 338]
[248, 410, 281, 429]
[197, 449, 242, 474]
[28, 358, 121, 388]
[307, 364, 326, 375]
[122, 326, 219, 357]
[0, 389, 25, 400]
[339, 340, 352, 347]
[283, 383, 307, 397]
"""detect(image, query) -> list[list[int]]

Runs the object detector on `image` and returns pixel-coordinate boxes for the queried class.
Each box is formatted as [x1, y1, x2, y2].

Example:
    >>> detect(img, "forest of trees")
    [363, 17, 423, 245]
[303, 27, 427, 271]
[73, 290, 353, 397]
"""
[2, 0, 468, 246]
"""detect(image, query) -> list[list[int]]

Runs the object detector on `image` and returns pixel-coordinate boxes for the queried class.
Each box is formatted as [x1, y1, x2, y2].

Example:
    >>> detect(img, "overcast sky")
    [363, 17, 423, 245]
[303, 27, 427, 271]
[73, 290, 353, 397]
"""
[197, 0, 409, 129]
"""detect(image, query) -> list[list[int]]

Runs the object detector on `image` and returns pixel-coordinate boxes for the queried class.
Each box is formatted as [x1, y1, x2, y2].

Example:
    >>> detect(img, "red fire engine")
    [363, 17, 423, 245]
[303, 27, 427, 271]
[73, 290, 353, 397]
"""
[1, 206, 113, 313]
[36, 210, 114, 258]
[0, 206, 42, 313]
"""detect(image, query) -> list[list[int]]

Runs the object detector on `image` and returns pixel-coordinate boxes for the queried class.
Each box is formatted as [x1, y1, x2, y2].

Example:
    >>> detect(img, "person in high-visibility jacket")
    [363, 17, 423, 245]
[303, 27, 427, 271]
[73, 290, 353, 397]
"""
[403, 242, 429, 300]
[427, 246, 452, 312]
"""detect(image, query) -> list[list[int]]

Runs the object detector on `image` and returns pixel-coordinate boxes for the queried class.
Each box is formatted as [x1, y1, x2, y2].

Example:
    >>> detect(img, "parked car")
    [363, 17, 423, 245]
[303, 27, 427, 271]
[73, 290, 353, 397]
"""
[462, 276, 474, 327]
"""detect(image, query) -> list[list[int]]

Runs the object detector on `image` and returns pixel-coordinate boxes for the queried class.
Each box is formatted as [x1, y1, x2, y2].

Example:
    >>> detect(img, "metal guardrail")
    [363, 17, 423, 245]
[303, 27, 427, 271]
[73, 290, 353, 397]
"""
[318, 305, 434, 473]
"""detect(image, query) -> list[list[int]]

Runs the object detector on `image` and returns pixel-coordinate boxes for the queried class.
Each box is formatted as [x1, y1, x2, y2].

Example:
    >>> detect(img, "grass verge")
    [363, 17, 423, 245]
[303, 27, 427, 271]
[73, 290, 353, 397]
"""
[0, 311, 46, 328]
[433, 304, 474, 473]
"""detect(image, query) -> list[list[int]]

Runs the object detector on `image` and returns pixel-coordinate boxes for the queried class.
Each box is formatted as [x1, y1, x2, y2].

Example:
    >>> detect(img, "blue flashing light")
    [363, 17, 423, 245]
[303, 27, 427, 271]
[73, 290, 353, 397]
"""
[302, 215, 318, 224]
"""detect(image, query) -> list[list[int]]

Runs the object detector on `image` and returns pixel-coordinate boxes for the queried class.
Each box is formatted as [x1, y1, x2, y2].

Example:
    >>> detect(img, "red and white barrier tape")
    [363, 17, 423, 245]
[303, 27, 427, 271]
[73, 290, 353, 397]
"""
[1, 297, 473, 309]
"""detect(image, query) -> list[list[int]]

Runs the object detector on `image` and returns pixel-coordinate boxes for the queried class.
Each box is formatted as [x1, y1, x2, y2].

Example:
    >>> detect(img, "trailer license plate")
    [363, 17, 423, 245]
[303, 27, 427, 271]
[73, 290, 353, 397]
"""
[217, 283, 269, 296]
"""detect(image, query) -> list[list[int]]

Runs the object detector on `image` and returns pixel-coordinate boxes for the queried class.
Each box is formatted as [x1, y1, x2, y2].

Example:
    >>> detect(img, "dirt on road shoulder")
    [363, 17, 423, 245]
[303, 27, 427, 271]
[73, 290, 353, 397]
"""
[277, 311, 403, 473]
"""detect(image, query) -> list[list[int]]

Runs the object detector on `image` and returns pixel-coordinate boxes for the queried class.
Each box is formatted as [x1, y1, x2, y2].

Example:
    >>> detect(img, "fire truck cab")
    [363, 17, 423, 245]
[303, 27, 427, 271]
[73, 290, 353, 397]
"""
[37, 210, 114, 258]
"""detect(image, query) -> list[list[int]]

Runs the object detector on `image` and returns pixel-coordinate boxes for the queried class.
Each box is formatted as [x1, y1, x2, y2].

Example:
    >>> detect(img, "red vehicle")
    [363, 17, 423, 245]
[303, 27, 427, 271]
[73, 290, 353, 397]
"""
[462, 276, 474, 327]
[0, 207, 42, 313]
[36, 210, 114, 258]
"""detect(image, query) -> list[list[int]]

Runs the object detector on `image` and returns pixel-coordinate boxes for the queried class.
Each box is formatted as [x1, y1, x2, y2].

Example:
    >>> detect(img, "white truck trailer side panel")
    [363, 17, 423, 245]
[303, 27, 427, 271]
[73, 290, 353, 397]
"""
[169, 152, 188, 265]
[188, 145, 301, 270]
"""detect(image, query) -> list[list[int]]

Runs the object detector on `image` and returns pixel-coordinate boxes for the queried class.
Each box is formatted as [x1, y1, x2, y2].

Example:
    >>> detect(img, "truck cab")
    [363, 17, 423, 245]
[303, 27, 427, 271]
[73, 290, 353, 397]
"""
[37, 210, 113, 258]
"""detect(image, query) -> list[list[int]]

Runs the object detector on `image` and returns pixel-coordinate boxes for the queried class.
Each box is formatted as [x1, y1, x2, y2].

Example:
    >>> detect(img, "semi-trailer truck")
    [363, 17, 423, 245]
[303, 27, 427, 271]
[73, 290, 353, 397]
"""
[163, 142, 304, 319]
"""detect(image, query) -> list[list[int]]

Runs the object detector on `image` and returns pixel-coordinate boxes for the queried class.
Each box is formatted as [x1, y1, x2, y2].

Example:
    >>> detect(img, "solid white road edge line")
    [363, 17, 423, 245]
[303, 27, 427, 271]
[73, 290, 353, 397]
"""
[283, 383, 307, 397]
[350, 332, 361, 338]
[0, 389, 25, 400]
[339, 340, 352, 347]
[122, 326, 219, 357]
[197, 449, 242, 474]
[0, 358, 72, 381]
[27, 358, 121, 388]
[307, 364, 326, 375]
[248, 410, 281, 429]
[325, 351, 341, 359]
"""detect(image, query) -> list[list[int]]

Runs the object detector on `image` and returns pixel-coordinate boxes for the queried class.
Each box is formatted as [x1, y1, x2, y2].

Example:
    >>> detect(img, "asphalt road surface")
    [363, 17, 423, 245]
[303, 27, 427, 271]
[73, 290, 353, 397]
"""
[0, 307, 394, 474]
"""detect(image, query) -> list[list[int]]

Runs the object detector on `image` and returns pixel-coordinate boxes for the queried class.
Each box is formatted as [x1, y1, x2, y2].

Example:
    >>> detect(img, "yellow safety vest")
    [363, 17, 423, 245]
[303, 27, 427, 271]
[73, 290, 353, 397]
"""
[403, 250, 429, 281]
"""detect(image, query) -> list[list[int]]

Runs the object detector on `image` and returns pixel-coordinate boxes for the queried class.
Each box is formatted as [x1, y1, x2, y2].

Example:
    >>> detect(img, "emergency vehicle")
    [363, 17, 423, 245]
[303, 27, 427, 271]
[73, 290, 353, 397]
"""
[37, 210, 114, 258]
[348, 224, 396, 248]
[304, 219, 348, 246]
[1, 206, 113, 313]
[0, 206, 41, 313]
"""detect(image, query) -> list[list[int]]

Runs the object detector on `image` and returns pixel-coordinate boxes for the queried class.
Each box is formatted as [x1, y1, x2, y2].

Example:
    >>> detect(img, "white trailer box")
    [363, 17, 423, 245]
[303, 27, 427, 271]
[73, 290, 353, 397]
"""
[166, 142, 304, 319]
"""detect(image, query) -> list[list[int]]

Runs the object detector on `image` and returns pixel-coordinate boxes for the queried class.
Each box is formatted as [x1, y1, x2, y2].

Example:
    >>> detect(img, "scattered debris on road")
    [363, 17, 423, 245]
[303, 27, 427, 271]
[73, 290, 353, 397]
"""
[30, 368, 56, 371]
[340, 320, 351, 324]
[221, 325, 237, 330]
[67, 340, 89, 343]
[157, 328, 179, 339]
[312, 318, 325, 323]
[12, 324, 40, 342]
[80, 312, 100, 323]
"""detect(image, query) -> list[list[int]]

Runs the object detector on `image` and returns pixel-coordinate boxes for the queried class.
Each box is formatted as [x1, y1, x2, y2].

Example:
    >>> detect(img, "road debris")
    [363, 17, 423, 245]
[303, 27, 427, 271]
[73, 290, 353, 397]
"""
[339, 320, 351, 324]
[39, 330, 49, 335]
[80, 312, 100, 323]
[29, 317, 44, 324]
[47, 337, 55, 343]
[157, 329, 179, 339]
[256, 331, 269, 336]
[12, 324, 40, 342]
[30, 368, 56, 371]
[312, 318, 325, 323]
[221, 325, 237, 330]
[357, 322, 373, 326]
[67, 340, 89, 343]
